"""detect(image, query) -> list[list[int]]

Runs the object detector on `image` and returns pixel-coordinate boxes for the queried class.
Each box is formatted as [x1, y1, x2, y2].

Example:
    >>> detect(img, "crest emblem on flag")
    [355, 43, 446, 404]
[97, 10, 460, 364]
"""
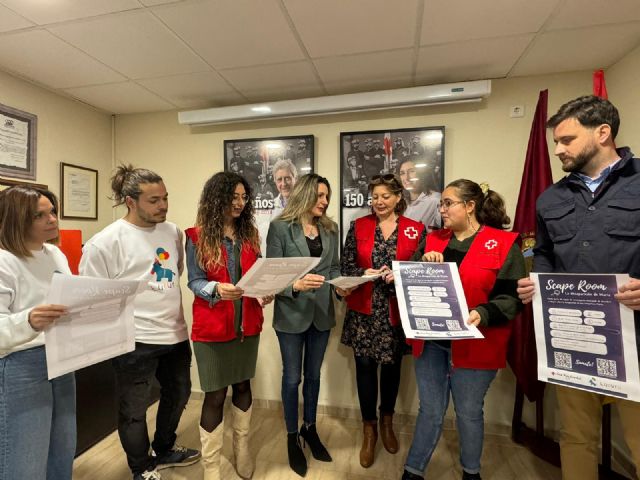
[404, 226, 418, 240]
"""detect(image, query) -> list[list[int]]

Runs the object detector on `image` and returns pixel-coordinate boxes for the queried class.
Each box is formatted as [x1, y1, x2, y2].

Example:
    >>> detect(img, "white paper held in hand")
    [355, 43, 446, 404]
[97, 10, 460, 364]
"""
[326, 273, 383, 290]
[44, 273, 144, 379]
[235, 257, 321, 298]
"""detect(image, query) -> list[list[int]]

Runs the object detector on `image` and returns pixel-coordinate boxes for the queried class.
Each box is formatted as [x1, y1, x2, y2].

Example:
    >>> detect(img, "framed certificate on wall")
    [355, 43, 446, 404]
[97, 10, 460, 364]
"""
[60, 162, 98, 220]
[0, 103, 37, 181]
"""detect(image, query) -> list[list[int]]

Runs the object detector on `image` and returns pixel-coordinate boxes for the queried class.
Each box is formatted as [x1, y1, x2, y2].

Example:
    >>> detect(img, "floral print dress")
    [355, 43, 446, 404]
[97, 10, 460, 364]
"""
[340, 220, 425, 363]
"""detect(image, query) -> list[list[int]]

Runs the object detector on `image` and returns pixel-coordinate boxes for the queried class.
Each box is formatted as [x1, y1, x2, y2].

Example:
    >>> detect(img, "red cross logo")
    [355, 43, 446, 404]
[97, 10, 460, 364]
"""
[404, 226, 419, 240]
[484, 239, 498, 250]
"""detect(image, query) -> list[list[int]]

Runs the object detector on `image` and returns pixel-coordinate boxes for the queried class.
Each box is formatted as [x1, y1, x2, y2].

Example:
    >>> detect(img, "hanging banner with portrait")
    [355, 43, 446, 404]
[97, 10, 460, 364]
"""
[339, 127, 445, 245]
[224, 135, 314, 253]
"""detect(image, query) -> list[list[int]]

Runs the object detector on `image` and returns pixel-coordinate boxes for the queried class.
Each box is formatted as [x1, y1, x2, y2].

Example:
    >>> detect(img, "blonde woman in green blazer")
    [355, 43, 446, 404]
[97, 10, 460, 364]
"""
[266, 174, 347, 477]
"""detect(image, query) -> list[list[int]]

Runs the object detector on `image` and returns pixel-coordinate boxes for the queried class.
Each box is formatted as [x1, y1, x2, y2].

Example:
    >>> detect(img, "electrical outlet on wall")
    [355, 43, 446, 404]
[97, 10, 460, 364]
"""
[510, 105, 525, 118]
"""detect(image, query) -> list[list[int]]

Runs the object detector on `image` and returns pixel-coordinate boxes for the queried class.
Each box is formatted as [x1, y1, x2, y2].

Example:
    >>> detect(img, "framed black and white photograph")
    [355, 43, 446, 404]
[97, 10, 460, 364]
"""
[60, 162, 98, 220]
[0, 103, 37, 181]
[224, 135, 314, 252]
[340, 127, 445, 245]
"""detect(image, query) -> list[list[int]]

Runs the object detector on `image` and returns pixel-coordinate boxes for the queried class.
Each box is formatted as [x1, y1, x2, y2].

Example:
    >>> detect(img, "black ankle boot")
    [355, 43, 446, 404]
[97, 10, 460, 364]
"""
[462, 471, 482, 480]
[401, 469, 424, 479]
[299, 424, 332, 462]
[287, 432, 307, 477]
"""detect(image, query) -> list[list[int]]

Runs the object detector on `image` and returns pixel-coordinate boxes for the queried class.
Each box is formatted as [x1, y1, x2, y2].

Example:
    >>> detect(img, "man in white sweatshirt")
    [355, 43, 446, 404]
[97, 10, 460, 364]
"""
[79, 165, 199, 480]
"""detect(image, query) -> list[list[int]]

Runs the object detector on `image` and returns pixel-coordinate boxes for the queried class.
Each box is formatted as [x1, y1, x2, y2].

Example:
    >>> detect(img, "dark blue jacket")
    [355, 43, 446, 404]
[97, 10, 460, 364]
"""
[533, 146, 640, 347]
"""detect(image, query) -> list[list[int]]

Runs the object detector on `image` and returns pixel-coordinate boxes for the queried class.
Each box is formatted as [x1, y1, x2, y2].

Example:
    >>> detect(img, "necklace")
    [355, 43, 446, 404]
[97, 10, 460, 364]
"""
[304, 223, 318, 240]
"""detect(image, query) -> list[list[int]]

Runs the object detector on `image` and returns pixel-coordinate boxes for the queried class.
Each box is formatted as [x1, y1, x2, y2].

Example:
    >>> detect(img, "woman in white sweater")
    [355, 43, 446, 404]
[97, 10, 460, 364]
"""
[0, 186, 74, 479]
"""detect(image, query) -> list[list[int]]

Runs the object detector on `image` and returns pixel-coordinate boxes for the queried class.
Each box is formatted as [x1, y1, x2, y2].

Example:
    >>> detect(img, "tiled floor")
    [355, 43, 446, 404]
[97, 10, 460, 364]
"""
[73, 398, 562, 479]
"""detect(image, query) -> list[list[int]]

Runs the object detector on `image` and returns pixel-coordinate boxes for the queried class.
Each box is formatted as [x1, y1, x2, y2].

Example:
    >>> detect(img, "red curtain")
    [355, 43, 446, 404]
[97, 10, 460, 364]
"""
[593, 69, 608, 99]
[507, 89, 553, 402]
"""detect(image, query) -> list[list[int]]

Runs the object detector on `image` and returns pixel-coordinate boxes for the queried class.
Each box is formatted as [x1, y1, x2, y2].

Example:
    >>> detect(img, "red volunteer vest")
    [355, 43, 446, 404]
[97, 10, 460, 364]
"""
[346, 214, 425, 326]
[408, 226, 517, 369]
[185, 227, 264, 343]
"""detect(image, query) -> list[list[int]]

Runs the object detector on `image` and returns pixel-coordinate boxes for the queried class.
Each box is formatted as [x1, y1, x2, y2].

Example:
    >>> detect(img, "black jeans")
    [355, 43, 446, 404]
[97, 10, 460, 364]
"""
[112, 341, 192, 474]
[354, 354, 403, 421]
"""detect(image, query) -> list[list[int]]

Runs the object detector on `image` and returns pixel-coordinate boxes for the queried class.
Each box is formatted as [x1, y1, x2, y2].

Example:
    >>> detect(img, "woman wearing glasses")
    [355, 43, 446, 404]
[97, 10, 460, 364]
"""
[186, 172, 273, 480]
[401, 179, 525, 480]
[341, 174, 426, 468]
[267, 174, 345, 477]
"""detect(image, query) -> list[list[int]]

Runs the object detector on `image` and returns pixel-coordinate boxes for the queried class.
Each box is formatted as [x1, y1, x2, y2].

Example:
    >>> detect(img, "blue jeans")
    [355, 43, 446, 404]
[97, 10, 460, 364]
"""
[112, 341, 192, 474]
[405, 342, 497, 476]
[276, 325, 330, 433]
[0, 346, 76, 479]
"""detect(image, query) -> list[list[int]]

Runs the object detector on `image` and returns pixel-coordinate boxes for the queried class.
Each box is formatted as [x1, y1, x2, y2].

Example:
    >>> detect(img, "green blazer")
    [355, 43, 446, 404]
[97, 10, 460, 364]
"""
[266, 218, 341, 333]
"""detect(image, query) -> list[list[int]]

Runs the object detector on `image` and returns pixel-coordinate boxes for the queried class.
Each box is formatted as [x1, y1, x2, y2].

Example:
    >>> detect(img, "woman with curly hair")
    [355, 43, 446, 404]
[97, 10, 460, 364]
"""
[185, 172, 273, 480]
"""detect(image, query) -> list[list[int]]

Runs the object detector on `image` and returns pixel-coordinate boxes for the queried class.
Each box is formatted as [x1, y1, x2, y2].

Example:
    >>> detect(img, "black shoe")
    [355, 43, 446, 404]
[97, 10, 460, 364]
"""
[401, 469, 424, 479]
[299, 424, 332, 462]
[287, 432, 307, 477]
[462, 471, 482, 480]
[152, 444, 201, 470]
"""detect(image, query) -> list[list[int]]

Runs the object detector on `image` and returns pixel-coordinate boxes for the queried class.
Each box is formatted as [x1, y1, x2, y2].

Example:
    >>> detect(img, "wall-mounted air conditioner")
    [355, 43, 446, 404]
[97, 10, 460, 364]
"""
[178, 80, 491, 126]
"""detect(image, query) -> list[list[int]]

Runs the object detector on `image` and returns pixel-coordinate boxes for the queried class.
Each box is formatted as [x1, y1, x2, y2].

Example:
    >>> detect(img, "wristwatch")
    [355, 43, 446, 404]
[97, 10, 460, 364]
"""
[212, 283, 222, 300]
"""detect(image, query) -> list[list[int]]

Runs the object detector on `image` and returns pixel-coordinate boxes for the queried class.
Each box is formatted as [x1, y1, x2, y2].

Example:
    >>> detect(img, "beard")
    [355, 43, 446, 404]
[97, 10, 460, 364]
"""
[560, 143, 598, 173]
[138, 209, 166, 224]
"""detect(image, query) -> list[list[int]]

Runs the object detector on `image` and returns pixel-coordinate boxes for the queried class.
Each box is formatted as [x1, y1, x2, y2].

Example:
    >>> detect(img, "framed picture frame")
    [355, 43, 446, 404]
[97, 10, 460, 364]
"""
[224, 134, 315, 253]
[0, 177, 47, 191]
[340, 126, 445, 246]
[60, 162, 98, 220]
[0, 103, 37, 181]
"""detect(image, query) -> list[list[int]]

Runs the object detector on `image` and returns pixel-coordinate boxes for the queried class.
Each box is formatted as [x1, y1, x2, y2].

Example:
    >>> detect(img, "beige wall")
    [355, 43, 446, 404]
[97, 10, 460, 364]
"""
[114, 71, 594, 428]
[593, 45, 640, 472]
[0, 70, 114, 240]
[607, 43, 640, 148]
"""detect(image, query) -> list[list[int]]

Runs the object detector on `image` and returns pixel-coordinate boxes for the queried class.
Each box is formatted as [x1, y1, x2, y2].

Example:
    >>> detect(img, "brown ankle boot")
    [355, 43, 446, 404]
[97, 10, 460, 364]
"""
[360, 420, 377, 468]
[379, 412, 398, 454]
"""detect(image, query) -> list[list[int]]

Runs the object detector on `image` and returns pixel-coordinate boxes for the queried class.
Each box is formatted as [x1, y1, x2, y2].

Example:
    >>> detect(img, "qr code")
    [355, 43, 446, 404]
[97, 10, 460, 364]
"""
[554, 352, 572, 369]
[446, 320, 461, 331]
[597, 359, 618, 378]
[415, 318, 430, 330]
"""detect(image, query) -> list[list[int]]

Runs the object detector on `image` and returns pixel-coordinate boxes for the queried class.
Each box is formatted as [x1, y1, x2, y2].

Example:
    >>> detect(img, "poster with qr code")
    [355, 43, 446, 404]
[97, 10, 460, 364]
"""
[531, 273, 640, 401]
[392, 261, 483, 340]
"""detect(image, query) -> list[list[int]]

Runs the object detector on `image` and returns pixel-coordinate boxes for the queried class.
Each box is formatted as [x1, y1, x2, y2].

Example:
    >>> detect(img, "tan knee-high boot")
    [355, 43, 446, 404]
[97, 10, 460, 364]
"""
[199, 422, 223, 480]
[232, 404, 254, 479]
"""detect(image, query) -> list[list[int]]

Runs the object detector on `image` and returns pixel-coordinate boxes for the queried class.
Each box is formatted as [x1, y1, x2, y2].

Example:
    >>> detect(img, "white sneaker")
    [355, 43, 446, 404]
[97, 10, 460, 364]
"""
[133, 468, 162, 480]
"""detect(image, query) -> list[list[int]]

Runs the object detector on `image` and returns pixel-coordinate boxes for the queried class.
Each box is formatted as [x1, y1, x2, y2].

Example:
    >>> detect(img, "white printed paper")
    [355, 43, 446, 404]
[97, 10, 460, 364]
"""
[326, 274, 381, 290]
[236, 257, 321, 298]
[44, 273, 142, 379]
[531, 272, 640, 401]
[393, 261, 483, 340]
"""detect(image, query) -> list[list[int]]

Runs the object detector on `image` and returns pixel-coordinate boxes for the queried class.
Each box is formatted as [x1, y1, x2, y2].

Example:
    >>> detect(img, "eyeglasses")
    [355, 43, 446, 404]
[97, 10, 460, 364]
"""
[232, 194, 250, 204]
[438, 200, 465, 211]
[370, 173, 397, 182]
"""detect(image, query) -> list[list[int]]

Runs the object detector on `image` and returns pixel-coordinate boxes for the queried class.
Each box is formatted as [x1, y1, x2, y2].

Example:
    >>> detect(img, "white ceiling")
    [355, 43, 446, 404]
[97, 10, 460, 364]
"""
[1, 0, 639, 114]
